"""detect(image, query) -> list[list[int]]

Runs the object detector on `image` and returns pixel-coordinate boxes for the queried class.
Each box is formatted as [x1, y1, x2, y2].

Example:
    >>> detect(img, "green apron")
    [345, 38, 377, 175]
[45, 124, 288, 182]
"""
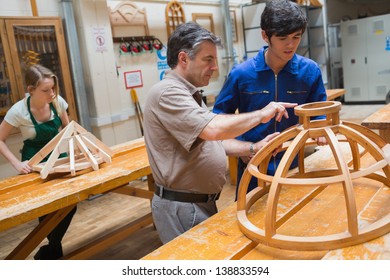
[21, 96, 63, 162]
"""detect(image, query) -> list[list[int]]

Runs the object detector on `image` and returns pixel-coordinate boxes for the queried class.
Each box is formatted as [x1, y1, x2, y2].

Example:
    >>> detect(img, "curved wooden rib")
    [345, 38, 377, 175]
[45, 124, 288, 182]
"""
[265, 129, 310, 237]
[237, 127, 300, 210]
[347, 138, 361, 171]
[324, 127, 358, 236]
[339, 124, 390, 185]
[342, 120, 388, 149]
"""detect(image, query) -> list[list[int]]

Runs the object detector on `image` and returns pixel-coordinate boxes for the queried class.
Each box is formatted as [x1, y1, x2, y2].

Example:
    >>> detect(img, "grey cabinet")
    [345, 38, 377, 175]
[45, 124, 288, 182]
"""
[341, 14, 390, 102]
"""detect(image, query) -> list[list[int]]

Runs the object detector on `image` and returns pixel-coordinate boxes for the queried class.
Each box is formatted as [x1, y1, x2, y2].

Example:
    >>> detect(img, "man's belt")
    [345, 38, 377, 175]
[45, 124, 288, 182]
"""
[154, 185, 220, 203]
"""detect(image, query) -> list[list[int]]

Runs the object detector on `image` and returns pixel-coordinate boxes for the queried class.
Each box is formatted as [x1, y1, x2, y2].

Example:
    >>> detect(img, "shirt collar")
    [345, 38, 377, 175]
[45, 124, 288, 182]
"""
[165, 70, 200, 95]
[254, 46, 299, 75]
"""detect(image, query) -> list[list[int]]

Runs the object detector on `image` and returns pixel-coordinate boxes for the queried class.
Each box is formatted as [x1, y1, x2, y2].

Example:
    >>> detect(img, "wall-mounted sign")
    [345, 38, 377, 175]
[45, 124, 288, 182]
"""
[92, 26, 108, 53]
[124, 70, 143, 89]
[157, 46, 169, 80]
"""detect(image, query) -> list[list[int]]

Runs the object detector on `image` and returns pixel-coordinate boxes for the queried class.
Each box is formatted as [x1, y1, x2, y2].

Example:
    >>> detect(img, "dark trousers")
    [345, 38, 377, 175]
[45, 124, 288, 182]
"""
[34, 206, 77, 260]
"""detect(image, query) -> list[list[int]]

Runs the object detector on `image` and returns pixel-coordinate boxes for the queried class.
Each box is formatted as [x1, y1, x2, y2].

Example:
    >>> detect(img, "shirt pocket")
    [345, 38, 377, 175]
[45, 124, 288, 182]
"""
[242, 90, 271, 95]
[241, 89, 273, 111]
[285, 90, 309, 103]
[287, 90, 308, 95]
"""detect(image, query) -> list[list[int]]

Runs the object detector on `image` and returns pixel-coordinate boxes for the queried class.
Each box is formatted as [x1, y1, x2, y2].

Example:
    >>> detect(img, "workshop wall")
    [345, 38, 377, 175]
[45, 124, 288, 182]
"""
[0, 0, 244, 178]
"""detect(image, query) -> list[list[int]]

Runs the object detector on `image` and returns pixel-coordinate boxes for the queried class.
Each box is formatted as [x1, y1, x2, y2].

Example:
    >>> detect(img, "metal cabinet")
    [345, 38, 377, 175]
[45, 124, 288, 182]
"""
[341, 14, 390, 102]
[297, 5, 329, 87]
[0, 16, 78, 122]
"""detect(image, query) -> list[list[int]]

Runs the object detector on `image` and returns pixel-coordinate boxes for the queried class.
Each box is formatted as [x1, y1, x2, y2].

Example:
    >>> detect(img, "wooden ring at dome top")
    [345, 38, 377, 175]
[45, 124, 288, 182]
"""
[294, 100, 341, 118]
[295, 101, 342, 129]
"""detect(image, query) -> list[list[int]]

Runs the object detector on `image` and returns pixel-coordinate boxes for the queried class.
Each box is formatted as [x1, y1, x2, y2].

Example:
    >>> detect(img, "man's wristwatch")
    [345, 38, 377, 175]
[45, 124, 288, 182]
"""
[249, 143, 256, 156]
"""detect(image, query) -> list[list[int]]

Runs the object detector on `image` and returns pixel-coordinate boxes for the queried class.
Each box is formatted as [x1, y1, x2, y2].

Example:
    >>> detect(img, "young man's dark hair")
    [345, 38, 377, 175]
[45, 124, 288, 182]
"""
[261, 0, 307, 39]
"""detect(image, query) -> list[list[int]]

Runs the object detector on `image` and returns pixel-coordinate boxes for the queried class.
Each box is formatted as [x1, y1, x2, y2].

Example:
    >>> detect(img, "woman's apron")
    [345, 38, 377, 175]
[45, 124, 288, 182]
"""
[21, 96, 63, 162]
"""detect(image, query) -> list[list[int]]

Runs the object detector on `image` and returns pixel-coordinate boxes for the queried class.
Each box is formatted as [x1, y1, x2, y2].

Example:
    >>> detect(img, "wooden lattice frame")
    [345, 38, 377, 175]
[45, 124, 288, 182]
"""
[237, 101, 390, 251]
[165, 0, 185, 37]
[108, 1, 150, 37]
[28, 121, 113, 179]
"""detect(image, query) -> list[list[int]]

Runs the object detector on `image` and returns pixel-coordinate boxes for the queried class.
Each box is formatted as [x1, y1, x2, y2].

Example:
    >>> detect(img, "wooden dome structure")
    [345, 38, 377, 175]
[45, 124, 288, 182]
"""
[237, 101, 390, 251]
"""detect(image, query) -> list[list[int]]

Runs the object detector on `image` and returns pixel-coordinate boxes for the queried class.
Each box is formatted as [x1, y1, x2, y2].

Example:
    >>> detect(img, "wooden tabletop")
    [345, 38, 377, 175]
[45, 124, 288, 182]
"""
[0, 137, 154, 259]
[361, 103, 390, 130]
[142, 144, 390, 260]
[361, 103, 390, 143]
[326, 88, 346, 101]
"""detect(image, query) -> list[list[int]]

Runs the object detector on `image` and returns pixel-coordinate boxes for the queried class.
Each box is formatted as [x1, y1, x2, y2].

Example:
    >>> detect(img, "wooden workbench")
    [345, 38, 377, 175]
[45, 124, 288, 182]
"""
[143, 143, 390, 260]
[326, 88, 346, 101]
[0, 137, 154, 260]
[362, 103, 390, 143]
[228, 88, 347, 186]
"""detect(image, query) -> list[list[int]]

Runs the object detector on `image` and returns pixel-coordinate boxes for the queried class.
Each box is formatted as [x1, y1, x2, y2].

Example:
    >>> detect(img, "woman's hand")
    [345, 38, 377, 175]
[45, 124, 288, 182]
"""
[14, 160, 33, 174]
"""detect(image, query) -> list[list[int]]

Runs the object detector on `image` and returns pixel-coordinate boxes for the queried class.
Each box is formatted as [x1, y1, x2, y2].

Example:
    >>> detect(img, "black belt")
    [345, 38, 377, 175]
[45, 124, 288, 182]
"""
[154, 185, 220, 203]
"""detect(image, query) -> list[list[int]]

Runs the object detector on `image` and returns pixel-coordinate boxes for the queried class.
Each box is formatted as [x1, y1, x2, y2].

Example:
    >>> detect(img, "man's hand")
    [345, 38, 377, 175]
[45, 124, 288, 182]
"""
[316, 136, 327, 146]
[240, 132, 281, 164]
[260, 102, 298, 123]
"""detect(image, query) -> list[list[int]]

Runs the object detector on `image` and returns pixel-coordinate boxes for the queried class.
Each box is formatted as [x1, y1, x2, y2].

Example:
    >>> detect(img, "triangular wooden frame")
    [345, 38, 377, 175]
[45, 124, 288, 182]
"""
[28, 121, 113, 179]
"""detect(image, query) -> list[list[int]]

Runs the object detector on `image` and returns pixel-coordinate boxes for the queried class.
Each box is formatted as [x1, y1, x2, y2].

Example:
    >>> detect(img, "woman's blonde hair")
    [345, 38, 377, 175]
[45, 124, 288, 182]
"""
[25, 64, 61, 114]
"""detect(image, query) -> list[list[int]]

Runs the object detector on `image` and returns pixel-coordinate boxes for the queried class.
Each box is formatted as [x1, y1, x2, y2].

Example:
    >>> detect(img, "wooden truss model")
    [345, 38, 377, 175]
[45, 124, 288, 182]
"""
[28, 121, 113, 179]
[108, 1, 150, 37]
[237, 101, 390, 250]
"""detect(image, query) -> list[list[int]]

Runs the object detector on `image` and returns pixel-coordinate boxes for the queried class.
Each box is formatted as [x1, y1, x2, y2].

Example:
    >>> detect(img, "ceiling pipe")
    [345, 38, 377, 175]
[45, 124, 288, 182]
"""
[221, 0, 235, 77]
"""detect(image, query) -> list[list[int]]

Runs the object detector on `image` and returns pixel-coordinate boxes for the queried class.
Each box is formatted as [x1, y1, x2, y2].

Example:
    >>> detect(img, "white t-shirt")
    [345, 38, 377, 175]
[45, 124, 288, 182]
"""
[4, 94, 68, 141]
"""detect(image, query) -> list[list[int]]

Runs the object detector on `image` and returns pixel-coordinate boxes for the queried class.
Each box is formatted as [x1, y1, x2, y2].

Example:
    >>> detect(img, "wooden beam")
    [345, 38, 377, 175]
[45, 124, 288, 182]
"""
[64, 213, 153, 260]
[30, 0, 38, 16]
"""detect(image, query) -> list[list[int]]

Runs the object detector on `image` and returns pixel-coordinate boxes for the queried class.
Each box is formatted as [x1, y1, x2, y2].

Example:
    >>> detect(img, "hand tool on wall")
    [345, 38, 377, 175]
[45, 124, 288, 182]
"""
[41, 30, 46, 54]
[130, 88, 143, 136]
[16, 31, 23, 52]
[45, 31, 52, 53]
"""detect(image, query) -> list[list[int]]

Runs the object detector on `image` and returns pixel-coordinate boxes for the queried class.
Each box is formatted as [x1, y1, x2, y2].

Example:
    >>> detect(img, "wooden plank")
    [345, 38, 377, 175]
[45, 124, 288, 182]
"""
[322, 187, 390, 260]
[361, 104, 390, 130]
[113, 184, 153, 199]
[326, 89, 346, 101]
[228, 156, 238, 185]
